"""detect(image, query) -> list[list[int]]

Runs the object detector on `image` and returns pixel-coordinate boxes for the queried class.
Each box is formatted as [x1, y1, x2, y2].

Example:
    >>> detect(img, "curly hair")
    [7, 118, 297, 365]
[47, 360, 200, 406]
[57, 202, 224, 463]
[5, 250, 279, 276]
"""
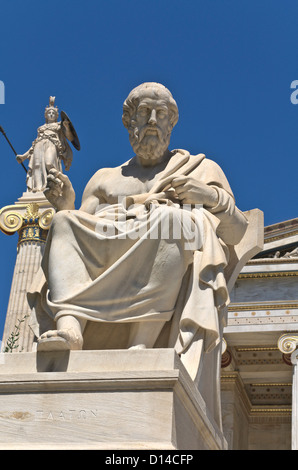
[122, 83, 179, 132]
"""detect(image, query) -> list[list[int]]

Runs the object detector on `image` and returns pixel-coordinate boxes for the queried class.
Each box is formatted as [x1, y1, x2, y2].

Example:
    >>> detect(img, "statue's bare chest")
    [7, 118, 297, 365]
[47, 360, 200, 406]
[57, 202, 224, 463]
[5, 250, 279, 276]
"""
[100, 166, 164, 204]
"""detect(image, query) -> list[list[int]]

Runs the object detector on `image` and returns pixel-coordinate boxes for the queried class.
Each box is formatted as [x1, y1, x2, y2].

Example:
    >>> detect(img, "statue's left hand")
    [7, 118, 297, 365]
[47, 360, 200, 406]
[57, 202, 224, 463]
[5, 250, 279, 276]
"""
[62, 120, 70, 129]
[171, 176, 218, 207]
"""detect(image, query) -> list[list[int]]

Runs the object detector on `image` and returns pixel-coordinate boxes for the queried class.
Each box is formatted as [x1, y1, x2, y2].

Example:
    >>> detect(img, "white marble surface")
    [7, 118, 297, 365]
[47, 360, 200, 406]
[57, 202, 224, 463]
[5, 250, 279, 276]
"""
[0, 349, 227, 450]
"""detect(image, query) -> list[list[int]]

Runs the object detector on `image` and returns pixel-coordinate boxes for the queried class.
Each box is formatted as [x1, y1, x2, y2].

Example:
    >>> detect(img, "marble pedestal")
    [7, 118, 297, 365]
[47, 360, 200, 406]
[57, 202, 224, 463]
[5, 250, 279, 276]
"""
[0, 349, 226, 450]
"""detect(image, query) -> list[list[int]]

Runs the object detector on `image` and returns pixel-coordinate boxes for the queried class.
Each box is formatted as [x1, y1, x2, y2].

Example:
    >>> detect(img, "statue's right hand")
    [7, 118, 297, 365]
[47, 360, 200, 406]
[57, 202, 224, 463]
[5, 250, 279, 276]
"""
[44, 169, 75, 211]
[16, 155, 23, 163]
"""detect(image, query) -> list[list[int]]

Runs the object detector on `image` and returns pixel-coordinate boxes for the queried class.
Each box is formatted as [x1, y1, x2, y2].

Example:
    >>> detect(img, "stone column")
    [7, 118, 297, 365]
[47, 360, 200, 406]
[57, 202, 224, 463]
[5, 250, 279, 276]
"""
[0, 193, 54, 352]
[278, 333, 298, 450]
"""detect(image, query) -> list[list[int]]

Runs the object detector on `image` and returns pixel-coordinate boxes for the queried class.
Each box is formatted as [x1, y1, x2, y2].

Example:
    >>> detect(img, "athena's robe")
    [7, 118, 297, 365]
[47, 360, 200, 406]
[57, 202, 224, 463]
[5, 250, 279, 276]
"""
[26, 122, 72, 192]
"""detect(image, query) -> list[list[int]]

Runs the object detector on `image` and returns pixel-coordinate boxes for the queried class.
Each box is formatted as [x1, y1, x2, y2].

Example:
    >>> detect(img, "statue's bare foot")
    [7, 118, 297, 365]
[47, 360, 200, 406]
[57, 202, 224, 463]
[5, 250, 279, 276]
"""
[37, 328, 83, 352]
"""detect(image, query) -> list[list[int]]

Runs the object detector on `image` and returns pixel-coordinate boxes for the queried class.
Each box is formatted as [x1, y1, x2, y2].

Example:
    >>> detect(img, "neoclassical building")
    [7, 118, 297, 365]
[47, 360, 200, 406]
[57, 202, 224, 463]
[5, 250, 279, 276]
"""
[222, 216, 298, 450]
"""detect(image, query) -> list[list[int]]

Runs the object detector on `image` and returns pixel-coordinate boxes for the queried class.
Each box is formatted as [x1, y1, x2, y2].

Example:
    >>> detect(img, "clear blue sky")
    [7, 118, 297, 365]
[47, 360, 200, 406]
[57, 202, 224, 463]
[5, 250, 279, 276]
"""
[0, 0, 298, 338]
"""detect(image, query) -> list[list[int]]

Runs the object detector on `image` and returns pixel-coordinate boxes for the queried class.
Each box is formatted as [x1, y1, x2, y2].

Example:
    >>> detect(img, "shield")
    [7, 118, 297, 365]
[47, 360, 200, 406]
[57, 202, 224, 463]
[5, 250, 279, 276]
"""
[61, 110, 81, 151]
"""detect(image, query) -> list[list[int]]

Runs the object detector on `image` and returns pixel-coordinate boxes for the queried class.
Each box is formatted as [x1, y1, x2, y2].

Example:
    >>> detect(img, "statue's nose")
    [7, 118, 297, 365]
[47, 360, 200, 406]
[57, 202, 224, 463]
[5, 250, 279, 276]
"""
[148, 109, 157, 125]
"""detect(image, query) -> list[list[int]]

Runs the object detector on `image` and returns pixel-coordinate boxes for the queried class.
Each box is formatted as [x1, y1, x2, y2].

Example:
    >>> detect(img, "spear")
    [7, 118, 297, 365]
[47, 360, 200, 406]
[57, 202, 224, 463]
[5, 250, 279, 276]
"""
[0, 126, 27, 173]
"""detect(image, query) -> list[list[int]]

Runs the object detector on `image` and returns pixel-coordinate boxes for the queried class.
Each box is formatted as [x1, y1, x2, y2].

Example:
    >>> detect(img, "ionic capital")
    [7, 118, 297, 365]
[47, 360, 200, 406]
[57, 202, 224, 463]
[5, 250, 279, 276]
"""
[0, 202, 55, 244]
[278, 333, 298, 355]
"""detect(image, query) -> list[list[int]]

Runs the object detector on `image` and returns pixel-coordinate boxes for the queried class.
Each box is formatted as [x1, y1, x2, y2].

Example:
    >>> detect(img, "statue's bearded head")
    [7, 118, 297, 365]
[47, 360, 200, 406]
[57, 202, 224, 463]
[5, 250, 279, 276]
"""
[122, 83, 179, 165]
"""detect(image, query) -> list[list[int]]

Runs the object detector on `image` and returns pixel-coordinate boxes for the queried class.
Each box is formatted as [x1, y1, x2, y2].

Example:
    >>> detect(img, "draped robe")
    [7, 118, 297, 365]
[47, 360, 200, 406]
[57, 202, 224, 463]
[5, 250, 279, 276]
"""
[29, 149, 248, 426]
[26, 122, 72, 192]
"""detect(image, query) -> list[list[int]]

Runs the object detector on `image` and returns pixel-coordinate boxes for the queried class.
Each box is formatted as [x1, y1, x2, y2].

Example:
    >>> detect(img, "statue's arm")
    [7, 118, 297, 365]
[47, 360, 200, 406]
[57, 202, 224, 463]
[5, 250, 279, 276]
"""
[200, 159, 248, 245]
[171, 159, 248, 245]
[61, 120, 74, 142]
[79, 169, 107, 215]
[208, 186, 248, 245]
[16, 148, 32, 163]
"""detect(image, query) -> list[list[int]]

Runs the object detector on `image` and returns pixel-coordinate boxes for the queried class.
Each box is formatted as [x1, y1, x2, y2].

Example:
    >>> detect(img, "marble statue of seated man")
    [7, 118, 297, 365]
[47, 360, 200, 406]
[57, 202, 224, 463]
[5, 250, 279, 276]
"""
[29, 82, 248, 384]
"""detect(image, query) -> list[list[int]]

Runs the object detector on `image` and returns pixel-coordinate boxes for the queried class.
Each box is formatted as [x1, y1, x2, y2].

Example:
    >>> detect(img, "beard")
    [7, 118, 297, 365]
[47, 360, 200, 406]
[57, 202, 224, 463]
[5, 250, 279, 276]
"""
[129, 125, 171, 162]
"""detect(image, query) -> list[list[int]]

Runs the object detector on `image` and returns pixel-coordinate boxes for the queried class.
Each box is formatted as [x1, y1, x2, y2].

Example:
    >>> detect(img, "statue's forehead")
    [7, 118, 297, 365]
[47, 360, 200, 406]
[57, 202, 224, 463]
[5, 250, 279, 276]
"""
[137, 95, 169, 107]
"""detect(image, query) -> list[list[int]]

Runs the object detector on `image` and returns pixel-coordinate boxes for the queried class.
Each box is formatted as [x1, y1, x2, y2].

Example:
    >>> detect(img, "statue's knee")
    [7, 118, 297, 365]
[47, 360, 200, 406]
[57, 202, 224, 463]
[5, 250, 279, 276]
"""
[51, 210, 73, 233]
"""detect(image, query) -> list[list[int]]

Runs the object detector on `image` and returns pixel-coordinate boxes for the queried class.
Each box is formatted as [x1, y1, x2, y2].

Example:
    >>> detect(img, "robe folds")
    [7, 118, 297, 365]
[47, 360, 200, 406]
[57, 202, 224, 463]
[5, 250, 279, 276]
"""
[26, 122, 72, 192]
[29, 149, 248, 380]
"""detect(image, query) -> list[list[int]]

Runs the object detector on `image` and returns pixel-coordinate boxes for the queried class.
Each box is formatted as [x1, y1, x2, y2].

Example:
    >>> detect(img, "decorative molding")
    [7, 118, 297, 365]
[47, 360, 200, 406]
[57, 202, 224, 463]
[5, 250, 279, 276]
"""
[228, 315, 298, 327]
[238, 271, 298, 280]
[247, 258, 298, 265]
[221, 372, 239, 382]
[235, 346, 278, 352]
[229, 302, 298, 312]
[264, 230, 298, 244]
[249, 383, 291, 387]
[250, 407, 291, 415]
